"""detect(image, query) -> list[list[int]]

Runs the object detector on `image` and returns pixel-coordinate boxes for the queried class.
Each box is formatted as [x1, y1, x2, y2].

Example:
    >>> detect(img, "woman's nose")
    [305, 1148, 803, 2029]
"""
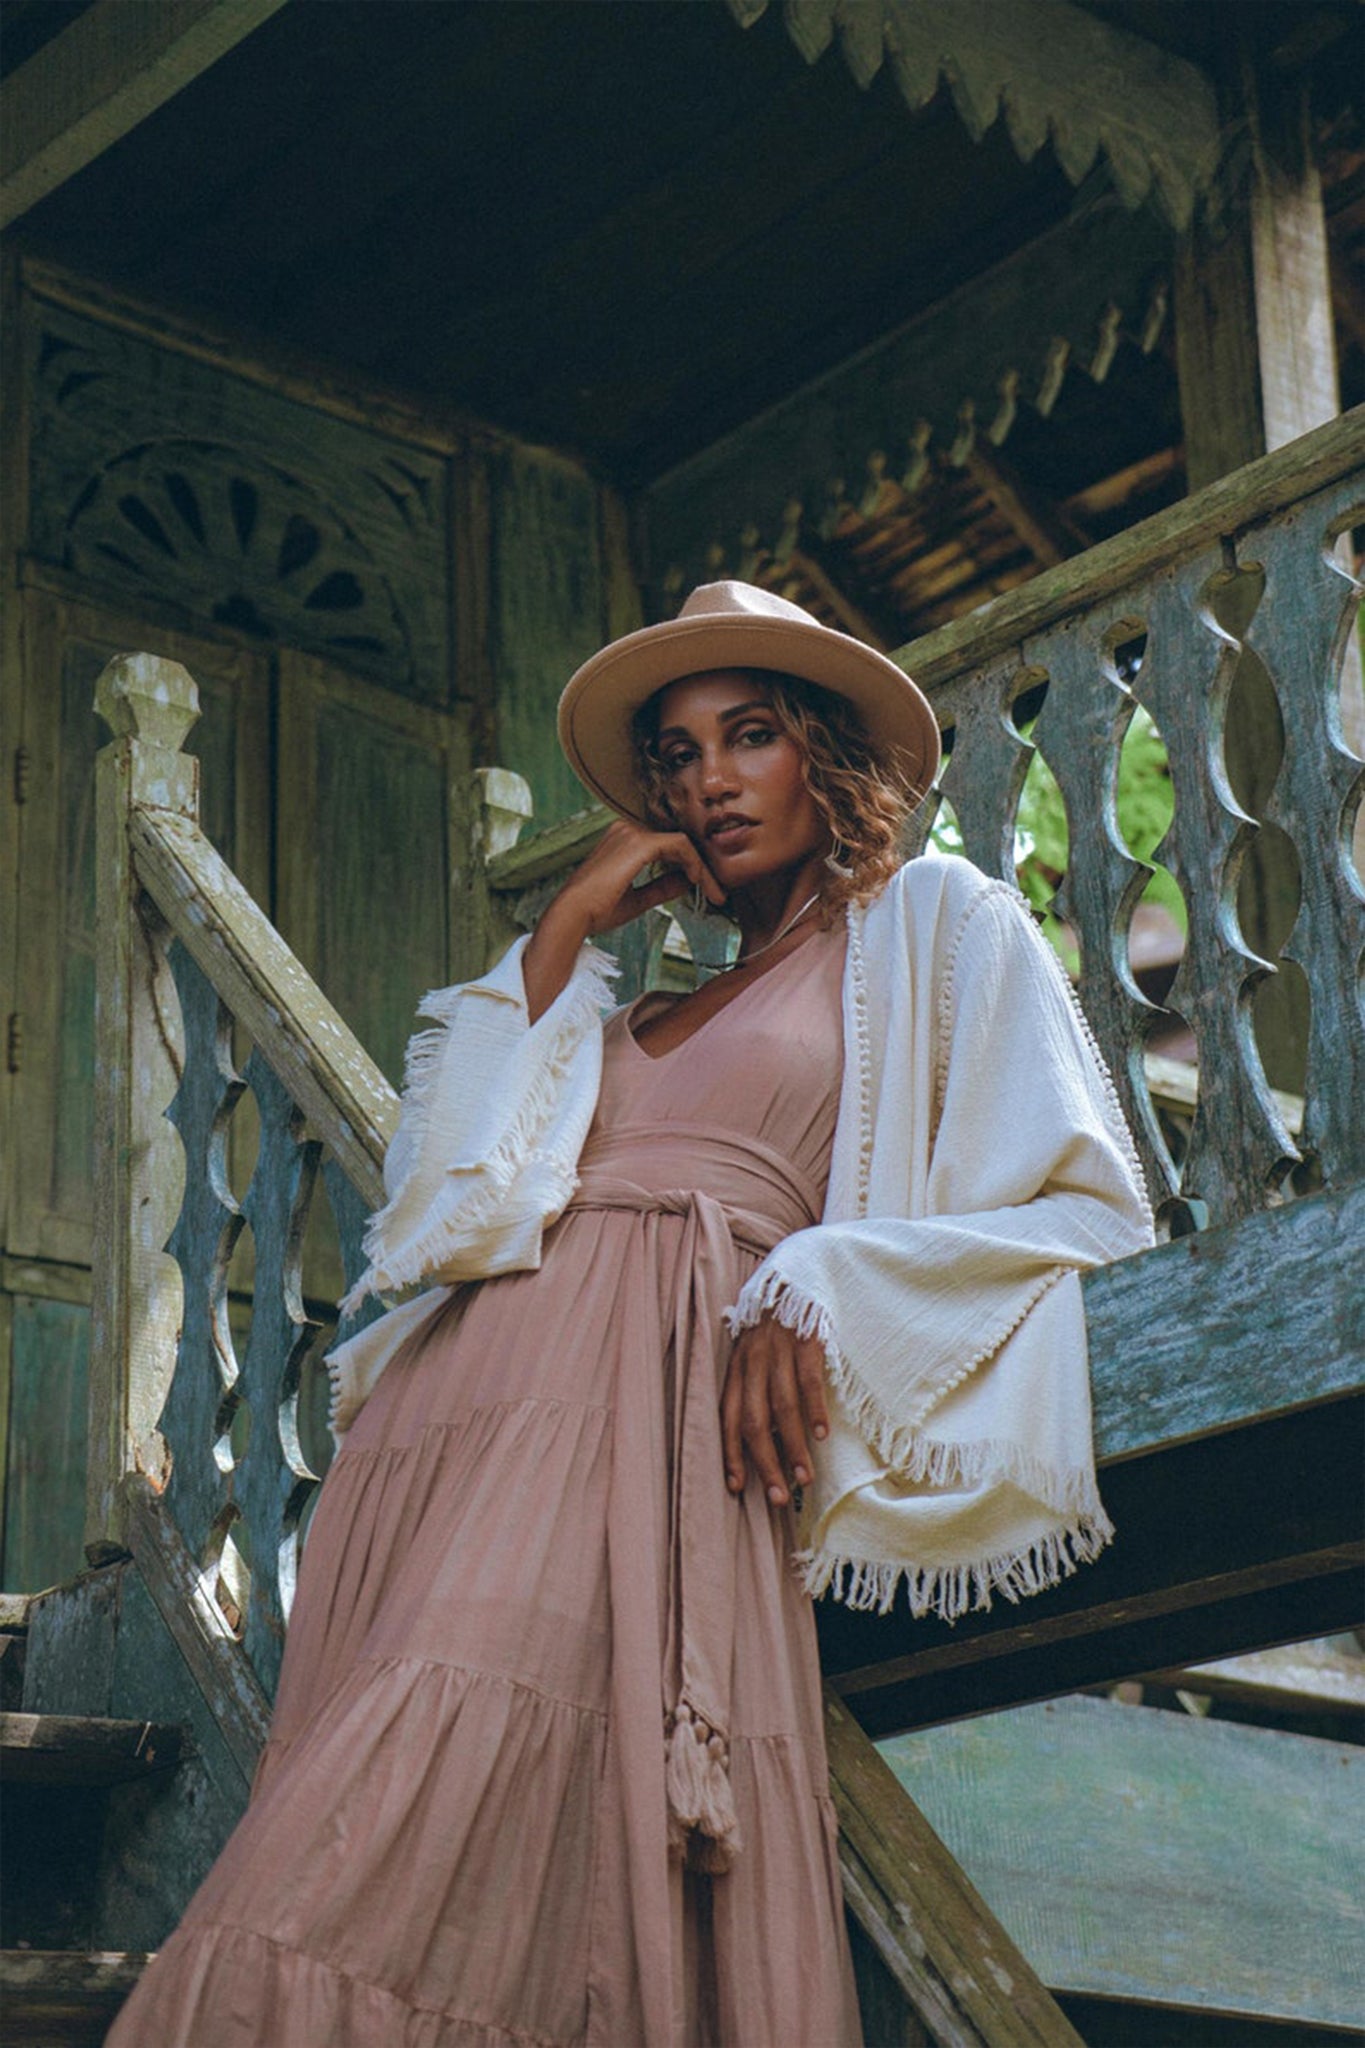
[700, 750, 737, 795]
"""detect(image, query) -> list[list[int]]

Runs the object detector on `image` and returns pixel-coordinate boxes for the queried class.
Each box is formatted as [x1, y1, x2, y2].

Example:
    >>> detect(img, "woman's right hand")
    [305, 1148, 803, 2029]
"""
[557, 818, 726, 937]
[522, 819, 726, 1023]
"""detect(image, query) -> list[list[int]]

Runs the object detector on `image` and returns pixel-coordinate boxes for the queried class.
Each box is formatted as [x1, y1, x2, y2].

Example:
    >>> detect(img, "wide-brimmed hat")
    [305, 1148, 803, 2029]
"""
[557, 579, 941, 823]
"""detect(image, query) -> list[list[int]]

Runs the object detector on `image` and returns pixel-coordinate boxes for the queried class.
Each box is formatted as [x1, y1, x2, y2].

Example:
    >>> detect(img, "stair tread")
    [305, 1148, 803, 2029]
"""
[0, 1951, 150, 2043]
[0, 1711, 183, 1785]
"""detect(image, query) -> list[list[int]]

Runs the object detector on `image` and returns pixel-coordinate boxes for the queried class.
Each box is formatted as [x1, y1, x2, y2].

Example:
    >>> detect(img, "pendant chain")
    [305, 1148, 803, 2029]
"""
[731, 890, 822, 970]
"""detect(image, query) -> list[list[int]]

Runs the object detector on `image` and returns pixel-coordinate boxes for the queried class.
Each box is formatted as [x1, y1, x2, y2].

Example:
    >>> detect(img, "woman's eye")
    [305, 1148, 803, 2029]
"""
[661, 749, 695, 774]
[737, 726, 776, 747]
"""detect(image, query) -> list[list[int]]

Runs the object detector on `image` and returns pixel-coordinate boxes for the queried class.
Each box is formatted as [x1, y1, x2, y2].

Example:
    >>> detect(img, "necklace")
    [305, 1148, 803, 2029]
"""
[732, 890, 822, 970]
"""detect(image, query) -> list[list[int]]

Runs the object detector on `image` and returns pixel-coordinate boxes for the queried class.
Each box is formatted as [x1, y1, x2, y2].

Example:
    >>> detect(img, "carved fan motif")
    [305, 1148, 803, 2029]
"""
[63, 441, 413, 683]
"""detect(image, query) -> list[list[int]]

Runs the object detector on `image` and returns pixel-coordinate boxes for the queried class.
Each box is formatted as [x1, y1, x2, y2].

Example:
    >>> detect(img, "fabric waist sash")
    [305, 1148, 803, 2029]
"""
[568, 1121, 821, 1252]
[567, 1121, 820, 1873]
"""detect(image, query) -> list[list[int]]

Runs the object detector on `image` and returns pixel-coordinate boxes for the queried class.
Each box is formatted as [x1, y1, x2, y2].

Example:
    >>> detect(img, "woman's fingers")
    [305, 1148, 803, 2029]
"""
[794, 1330, 830, 1445]
[720, 1348, 748, 1493]
[741, 1336, 793, 1505]
[722, 1315, 829, 1509]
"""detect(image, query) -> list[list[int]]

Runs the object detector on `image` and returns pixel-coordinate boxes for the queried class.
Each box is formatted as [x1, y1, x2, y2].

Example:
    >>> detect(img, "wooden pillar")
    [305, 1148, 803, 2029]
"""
[1173, 54, 1359, 1091]
[450, 766, 534, 985]
[87, 656, 200, 1554]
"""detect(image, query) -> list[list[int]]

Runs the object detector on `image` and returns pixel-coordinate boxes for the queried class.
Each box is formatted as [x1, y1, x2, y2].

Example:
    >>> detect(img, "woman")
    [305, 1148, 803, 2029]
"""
[110, 581, 1152, 2047]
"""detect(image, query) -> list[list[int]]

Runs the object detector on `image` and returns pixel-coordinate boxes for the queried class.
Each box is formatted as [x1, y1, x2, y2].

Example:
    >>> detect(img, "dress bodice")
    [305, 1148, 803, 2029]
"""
[587, 918, 847, 1219]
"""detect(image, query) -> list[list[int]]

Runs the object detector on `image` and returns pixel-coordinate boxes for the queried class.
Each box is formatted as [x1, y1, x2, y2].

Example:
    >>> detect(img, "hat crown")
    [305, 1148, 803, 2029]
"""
[676, 579, 824, 631]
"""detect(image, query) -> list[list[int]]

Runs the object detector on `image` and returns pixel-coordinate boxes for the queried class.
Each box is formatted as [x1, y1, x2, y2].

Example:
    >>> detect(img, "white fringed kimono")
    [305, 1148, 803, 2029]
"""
[330, 852, 1153, 1619]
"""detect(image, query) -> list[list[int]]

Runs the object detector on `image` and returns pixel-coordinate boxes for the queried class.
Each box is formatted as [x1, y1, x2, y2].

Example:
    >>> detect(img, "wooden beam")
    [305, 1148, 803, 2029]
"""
[892, 406, 1365, 693]
[130, 806, 395, 1212]
[817, 1184, 1365, 1730]
[0, 0, 289, 231]
[1172, 52, 1364, 1086]
[0, 1710, 183, 1785]
[784, 545, 894, 651]
[962, 442, 1089, 568]
[1144, 1639, 1365, 1717]
[121, 1479, 269, 1785]
[820, 1399, 1364, 1735]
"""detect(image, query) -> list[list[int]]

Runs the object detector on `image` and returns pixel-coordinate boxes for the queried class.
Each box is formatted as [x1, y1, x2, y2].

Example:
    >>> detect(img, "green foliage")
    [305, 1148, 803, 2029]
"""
[929, 702, 1184, 972]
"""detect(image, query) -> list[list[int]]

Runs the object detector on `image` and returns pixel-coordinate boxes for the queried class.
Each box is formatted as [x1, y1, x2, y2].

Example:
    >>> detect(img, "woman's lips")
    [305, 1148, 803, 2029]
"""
[706, 821, 757, 853]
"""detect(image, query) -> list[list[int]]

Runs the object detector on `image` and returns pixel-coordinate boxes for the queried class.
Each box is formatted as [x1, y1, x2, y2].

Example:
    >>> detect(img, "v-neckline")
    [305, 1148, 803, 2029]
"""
[623, 923, 831, 1063]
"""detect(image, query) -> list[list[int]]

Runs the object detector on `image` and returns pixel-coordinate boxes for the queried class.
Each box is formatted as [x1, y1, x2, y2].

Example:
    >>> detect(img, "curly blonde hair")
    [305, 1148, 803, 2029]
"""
[631, 670, 918, 910]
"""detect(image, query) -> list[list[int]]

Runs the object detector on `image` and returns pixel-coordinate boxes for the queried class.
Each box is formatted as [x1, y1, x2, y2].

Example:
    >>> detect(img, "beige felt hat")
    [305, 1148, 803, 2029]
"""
[557, 579, 941, 823]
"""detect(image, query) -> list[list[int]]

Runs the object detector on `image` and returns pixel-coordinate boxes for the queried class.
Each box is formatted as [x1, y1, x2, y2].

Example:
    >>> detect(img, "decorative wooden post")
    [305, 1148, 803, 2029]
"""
[87, 654, 200, 1555]
[452, 764, 534, 983]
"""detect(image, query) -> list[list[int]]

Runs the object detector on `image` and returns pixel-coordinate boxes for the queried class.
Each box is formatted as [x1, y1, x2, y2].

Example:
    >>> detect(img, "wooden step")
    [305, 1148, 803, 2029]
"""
[0, 1950, 149, 2045]
[0, 1713, 182, 1786]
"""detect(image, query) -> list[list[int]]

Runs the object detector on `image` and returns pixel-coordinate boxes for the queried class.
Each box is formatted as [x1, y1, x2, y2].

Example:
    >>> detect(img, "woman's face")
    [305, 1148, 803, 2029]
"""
[649, 670, 828, 888]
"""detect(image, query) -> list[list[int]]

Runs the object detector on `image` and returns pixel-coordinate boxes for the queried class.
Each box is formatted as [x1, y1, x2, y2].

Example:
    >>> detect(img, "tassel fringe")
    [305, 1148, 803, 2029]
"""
[724, 1263, 1115, 1622]
[665, 1703, 742, 1873]
[338, 947, 618, 1318]
[796, 1505, 1116, 1622]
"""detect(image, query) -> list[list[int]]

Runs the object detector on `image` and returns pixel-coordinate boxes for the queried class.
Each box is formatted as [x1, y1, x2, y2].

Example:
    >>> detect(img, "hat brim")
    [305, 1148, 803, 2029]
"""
[557, 611, 941, 823]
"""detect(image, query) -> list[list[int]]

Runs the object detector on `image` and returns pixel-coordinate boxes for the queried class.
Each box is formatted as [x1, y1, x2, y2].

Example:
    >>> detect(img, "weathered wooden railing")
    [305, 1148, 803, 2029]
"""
[82, 409, 1363, 2048]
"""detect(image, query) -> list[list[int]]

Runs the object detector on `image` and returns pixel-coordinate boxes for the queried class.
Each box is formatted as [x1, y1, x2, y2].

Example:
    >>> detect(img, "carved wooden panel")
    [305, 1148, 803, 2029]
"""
[25, 293, 452, 704]
[8, 592, 268, 1266]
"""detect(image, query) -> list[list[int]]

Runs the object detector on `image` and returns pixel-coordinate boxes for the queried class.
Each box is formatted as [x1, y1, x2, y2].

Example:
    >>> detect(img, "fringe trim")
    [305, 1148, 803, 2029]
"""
[339, 946, 618, 1318]
[797, 1502, 1116, 1621]
[665, 1703, 742, 1874]
[724, 1261, 1073, 1462]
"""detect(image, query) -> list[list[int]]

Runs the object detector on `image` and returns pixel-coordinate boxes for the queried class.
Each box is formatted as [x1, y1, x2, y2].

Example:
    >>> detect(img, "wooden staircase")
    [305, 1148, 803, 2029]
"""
[0, 1621, 175, 2042]
[6, 413, 1364, 2045]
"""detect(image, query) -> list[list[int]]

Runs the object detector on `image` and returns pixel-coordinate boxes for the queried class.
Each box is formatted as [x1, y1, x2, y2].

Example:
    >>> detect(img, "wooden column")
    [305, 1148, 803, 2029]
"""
[450, 766, 534, 985]
[1174, 56, 1358, 1091]
[87, 656, 200, 1553]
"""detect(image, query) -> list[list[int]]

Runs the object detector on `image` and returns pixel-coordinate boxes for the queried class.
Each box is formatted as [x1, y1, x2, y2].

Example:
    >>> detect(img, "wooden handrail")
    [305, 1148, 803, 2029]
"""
[130, 806, 394, 1207]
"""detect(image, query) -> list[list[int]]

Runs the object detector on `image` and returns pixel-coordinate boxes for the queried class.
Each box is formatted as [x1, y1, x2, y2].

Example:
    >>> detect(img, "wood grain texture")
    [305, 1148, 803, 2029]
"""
[3, 1296, 89, 1596]
[0, 0, 288, 229]
[819, 1397, 1364, 1731]
[1083, 1180, 1365, 1460]
[0, 1710, 182, 1785]
[130, 807, 395, 1211]
[0, 1948, 149, 2042]
[120, 1480, 269, 1783]
[896, 408, 1365, 693]
[26, 294, 452, 703]
[8, 591, 267, 1272]
[825, 1687, 1084, 2048]
[88, 658, 198, 1551]
[878, 1695, 1365, 2028]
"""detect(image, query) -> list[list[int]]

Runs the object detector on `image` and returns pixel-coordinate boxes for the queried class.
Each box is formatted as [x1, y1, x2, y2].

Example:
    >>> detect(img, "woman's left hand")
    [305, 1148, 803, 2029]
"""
[720, 1313, 829, 1507]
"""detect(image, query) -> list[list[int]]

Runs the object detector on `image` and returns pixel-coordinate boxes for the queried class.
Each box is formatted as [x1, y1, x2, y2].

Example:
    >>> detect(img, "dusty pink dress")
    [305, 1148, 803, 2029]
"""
[109, 923, 862, 2047]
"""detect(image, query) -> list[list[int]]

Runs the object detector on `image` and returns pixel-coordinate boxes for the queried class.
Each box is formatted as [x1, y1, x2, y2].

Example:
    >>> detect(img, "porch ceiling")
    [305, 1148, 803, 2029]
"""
[4, 0, 1361, 645]
[3, 0, 1184, 486]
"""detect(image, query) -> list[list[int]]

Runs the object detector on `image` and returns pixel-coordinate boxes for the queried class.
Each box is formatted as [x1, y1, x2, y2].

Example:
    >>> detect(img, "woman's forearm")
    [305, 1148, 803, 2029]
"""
[522, 892, 594, 1023]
